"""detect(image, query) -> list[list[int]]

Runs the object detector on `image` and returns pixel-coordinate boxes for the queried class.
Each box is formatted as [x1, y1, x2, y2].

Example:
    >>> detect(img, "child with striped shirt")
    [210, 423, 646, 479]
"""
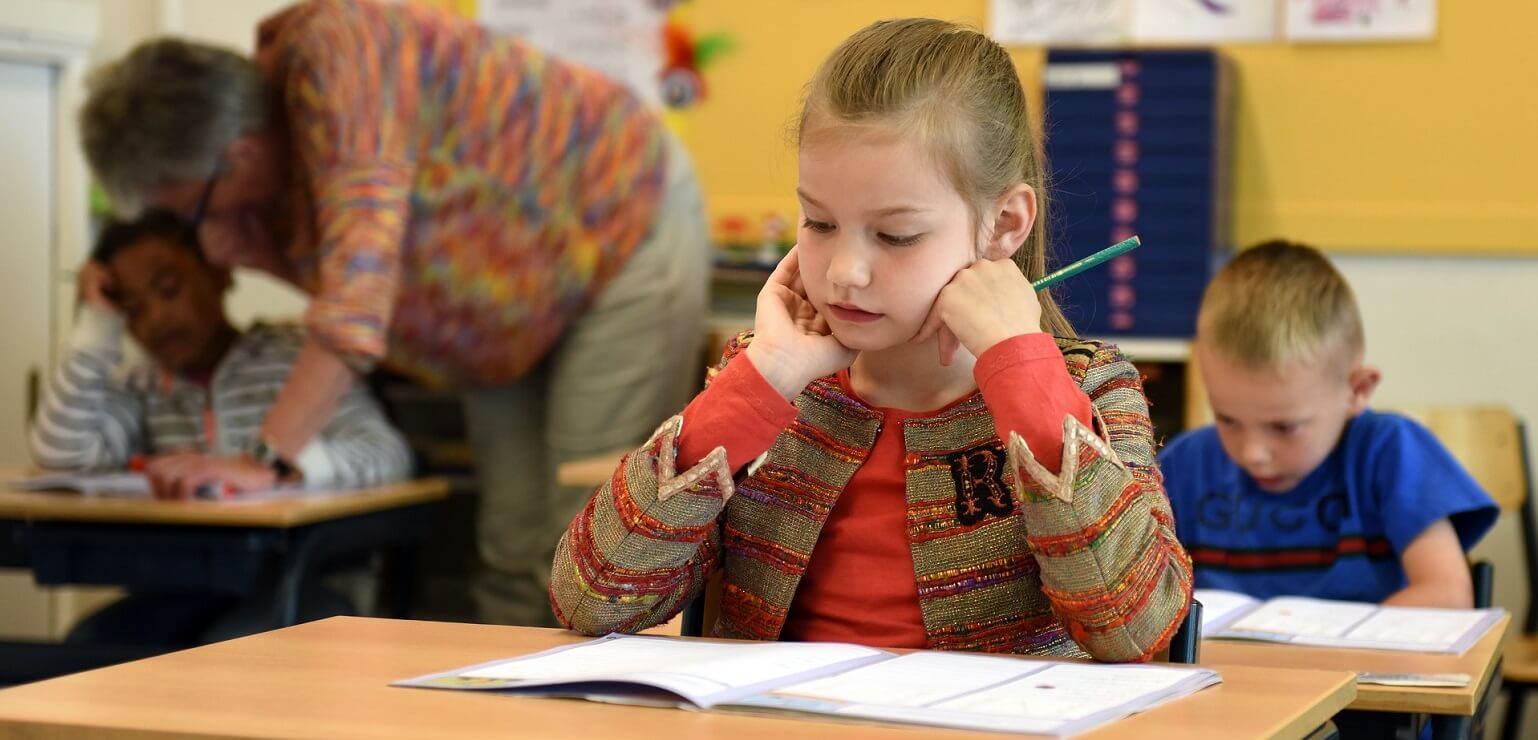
[30, 210, 412, 497]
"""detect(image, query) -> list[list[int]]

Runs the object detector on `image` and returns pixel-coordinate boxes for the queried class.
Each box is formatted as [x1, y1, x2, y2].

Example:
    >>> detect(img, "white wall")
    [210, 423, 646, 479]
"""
[1338, 251, 1538, 614]
[1336, 251, 1538, 737]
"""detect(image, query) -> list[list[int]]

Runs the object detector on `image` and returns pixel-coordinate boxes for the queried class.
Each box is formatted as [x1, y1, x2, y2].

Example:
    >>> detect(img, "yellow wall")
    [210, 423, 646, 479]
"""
[682, 1, 1538, 254]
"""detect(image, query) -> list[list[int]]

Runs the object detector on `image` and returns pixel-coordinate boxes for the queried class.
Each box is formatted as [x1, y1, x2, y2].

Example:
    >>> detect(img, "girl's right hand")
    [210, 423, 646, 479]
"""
[745, 247, 856, 401]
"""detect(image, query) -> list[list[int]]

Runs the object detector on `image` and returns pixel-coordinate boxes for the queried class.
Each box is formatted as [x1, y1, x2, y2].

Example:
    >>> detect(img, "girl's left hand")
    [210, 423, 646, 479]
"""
[911, 259, 1043, 366]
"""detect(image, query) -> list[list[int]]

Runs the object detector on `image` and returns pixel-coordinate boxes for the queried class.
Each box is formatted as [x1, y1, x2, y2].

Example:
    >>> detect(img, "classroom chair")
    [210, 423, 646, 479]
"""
[1397, 406, 1536, 740]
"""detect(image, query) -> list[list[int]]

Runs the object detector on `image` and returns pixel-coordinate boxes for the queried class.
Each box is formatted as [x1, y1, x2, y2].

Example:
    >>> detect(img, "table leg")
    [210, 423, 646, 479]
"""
[272, 504, 437, 627]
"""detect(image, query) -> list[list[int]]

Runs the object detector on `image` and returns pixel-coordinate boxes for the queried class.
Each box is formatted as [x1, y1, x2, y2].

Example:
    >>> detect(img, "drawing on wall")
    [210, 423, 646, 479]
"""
[1284, 0, 1437, 42]
[1132, 0, 1278, 43]
[989, 0, 1132, 46]
[476, 0, 667, 106]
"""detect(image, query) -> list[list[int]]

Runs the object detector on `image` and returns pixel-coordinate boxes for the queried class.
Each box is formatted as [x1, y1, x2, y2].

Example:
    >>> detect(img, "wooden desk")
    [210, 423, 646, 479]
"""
[0, 617, 1355, 740]
[0, 472, 450, 684]
[1201, 613, 1510, 716]
[0, 469, 449, 603]
[557, 450, 627, 489]
[0, 473, 449, 528]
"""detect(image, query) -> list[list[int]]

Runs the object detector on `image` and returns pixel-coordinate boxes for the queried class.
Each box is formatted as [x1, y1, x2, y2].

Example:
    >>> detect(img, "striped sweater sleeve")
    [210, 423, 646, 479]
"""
[28, 307, 144, 470]
[549, 335, 755, 635]
[1002, 343, 1193, 663]
[290, 379, 415, 488]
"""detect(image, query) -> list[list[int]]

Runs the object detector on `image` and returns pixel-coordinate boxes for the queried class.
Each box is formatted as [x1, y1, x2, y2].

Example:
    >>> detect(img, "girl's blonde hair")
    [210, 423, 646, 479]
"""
[796, 18, 1073, 337]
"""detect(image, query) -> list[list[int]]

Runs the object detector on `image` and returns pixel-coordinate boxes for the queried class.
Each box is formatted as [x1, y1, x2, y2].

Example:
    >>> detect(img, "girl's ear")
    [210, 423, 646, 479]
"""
[980, 183, 1037, 261]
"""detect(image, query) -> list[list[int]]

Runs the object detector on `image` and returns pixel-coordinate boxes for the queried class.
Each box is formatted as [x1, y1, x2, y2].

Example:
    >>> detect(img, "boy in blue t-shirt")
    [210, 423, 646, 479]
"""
[1160, 241, 1497, 607]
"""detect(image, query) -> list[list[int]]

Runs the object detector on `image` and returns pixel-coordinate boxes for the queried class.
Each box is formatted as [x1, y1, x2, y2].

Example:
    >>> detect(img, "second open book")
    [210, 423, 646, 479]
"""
[396, 633, 1220, 737]
[1197, 589, 1504, 654]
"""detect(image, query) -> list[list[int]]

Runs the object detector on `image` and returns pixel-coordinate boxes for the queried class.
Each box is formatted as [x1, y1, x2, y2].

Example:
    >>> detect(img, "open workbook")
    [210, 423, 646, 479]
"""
[9, 472, 151, 497]
[396, 634, 1221, 737]
[8, 472, 320, 502]
[1196, 589, 1504, 654]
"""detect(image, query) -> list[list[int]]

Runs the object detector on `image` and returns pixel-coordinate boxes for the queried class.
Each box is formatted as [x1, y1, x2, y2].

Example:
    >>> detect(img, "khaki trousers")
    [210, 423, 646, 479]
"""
[463, 138, 708, 626]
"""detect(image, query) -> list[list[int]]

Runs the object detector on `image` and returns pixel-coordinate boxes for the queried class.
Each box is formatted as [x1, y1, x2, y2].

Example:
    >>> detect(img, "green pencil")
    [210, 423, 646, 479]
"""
[1032, 236, 1142, 292]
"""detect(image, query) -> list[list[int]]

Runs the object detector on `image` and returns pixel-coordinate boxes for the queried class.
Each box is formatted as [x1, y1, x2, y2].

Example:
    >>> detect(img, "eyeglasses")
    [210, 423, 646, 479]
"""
[185, 158, 225, 236]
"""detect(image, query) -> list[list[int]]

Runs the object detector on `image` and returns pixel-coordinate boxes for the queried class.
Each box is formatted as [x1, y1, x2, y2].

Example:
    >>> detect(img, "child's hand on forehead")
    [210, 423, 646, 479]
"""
[76, 261, 120, 315]
[746, 246, 857, 401]
[912, 258, 1043, 366]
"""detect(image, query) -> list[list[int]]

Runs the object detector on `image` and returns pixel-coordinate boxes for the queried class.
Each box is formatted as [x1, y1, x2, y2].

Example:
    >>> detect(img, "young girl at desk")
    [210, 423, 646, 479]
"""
[550, 19, 1192, 661]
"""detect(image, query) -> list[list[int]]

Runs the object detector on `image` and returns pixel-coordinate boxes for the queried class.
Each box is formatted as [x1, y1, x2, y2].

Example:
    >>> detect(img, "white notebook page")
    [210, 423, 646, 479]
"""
[1229, 597, 1377, 638]
[771, 652, 1048, 707]
[1344, 607, 1492, 648]
[461, 637, 883, 702]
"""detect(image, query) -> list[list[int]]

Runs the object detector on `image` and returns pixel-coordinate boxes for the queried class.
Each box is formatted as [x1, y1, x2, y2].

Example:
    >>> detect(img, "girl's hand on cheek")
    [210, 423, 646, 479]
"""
[912, 258, 1044, 366]
[746, 247, 857, 400]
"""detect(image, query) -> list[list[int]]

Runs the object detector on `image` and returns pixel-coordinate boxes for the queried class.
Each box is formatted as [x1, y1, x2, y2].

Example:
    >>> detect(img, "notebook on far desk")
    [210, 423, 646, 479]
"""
[1196, 589, 1504, 655]
[9, 471, 151, 497]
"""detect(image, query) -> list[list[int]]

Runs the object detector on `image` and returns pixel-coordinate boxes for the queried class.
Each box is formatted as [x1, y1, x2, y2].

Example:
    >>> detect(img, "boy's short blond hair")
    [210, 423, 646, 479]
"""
[1196, 240, 1364, 371]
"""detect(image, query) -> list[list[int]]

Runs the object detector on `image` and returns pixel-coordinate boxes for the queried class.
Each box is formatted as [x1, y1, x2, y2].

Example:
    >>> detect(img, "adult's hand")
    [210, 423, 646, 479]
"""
[144, 452, 277, 500]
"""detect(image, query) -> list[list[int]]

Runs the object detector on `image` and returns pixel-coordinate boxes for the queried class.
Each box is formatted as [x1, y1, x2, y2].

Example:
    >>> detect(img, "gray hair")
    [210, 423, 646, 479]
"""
[79, 38, 266, 216]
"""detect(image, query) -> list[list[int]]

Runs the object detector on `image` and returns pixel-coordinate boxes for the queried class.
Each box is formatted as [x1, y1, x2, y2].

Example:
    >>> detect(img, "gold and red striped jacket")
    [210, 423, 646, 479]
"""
[551, 333, 1192, 662]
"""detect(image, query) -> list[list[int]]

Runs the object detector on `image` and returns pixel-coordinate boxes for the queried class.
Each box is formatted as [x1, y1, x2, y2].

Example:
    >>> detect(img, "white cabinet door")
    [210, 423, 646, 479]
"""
[0, 60, 55, 467]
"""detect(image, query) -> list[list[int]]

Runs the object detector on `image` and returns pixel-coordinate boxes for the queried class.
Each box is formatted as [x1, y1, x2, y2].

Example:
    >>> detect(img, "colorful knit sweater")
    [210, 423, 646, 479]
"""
[551, 333, 1193, 662]
[257, 0, 668, 387]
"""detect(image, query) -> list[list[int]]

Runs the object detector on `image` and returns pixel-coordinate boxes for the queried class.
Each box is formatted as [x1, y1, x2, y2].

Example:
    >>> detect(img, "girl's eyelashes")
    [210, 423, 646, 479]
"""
[800, 218, 923, 247]
[878, 232, 923, 247]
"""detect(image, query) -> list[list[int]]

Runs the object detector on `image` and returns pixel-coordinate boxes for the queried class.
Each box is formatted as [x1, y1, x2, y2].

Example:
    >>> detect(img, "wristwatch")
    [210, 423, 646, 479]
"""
[251, 438, 298, 481]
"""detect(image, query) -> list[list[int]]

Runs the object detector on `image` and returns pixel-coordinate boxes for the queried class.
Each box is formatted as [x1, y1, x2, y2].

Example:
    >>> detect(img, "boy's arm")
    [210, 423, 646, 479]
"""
[28, 306, 145, 470]
[1372, 414, 1498, 608]
[1384, 518, 1474, 608]
[982, 338, 1193, 663]
[288, 380, 415, 488]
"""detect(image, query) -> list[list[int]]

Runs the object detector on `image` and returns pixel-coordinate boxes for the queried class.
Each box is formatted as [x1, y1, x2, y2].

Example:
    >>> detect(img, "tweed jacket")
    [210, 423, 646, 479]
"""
[551, 333, 1193, 662]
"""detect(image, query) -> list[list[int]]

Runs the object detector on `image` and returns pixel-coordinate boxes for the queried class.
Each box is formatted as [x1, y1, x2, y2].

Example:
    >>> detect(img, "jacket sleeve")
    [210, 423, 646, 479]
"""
[1006, 342, 1193, 662]
[549, 334, 756, 635]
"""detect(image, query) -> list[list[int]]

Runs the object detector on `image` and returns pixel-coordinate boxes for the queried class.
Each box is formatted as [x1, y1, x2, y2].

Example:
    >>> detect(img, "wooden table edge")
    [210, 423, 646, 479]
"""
[1345, 612, 1511, 715]
[0, 477, 451, 528]
[1265, 668, 1358, 740]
